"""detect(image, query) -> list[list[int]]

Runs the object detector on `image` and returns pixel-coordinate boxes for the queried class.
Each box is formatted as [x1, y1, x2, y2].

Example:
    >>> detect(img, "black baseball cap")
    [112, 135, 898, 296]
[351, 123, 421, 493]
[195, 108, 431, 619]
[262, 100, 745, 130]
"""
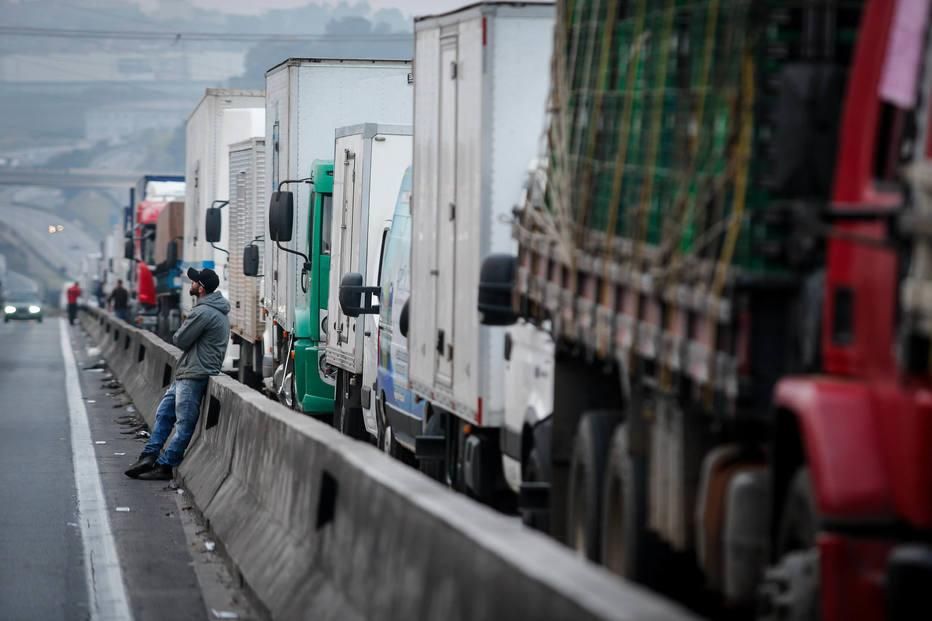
[187, 267, 220, 293]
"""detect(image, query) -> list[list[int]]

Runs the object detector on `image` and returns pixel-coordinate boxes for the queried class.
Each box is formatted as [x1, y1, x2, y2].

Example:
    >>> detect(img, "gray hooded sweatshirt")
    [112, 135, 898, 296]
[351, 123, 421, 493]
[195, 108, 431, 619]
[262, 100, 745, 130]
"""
[172, 291, 230, 379]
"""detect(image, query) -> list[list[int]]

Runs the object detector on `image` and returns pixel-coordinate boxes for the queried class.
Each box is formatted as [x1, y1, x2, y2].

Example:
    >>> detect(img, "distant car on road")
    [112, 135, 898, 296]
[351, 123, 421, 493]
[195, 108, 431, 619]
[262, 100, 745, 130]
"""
[3, 291, 43, 323]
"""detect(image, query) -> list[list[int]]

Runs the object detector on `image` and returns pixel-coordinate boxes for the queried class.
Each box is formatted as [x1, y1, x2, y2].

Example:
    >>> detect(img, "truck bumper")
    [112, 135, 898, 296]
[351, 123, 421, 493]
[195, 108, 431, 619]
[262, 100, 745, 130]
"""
[294, 339, 334, 417]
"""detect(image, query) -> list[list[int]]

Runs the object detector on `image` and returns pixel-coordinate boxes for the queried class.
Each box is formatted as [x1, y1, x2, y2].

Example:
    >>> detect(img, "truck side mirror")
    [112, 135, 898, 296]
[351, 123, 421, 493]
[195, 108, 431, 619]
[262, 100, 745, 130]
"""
[339, 272, 380, 317]
[399, 299, 409, 338]
[478, 254, 517, 326]
[124, 239, 135, 261]
[243, 245, 260, 277]
[167, 240, 179, 264]
[205, 207, 222, 243]
[268, 191, 294, 242]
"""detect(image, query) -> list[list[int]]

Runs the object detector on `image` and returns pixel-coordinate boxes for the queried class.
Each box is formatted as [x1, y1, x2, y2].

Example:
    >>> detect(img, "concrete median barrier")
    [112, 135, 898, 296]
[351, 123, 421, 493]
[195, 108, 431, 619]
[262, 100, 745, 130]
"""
[80, 308, 698, 621]
[179, 374, 238, 513]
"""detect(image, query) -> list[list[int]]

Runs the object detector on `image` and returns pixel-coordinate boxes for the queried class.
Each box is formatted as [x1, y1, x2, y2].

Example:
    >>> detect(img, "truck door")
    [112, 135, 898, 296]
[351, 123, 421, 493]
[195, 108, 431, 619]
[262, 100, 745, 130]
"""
[336, 148, 358, 347]
[362, 225, 391, 430]
[435, 36, 458, 387]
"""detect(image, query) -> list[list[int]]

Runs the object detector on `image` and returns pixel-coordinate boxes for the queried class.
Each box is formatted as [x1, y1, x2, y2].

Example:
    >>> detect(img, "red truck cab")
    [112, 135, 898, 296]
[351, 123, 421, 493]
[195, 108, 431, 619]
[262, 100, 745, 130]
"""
[133, 200, 165, 317]
[774, 1, 932, 618]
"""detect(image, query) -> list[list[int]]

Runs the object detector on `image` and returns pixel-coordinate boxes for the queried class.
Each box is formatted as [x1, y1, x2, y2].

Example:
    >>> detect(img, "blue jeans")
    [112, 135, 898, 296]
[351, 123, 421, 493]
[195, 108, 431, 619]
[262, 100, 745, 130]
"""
[142, 378, 209, 467]
[114, 308, 129, 322]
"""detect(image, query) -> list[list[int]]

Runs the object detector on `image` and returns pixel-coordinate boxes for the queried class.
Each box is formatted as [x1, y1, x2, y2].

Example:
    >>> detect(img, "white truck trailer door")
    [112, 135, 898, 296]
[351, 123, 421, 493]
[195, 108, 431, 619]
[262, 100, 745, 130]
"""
[435, 36, 458, 388]
[334, 145, 359, 349]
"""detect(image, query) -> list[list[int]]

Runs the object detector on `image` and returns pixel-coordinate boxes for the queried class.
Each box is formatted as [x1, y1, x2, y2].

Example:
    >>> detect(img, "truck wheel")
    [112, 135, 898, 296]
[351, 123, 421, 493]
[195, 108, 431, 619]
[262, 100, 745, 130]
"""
[284, 364, 297, 410]
[237, 356, 260, 389]
[600, 424, 655, 582]
[567, 410, 618, 562]
[377, 393, 415, 465]
[521, 447, 550, 532]
[335, 372, 367, 440]
[334, 372, 347, 430]
[778, 468, 817, 554]
[758, 468, 818, 621]
[419, 410, 447, 483]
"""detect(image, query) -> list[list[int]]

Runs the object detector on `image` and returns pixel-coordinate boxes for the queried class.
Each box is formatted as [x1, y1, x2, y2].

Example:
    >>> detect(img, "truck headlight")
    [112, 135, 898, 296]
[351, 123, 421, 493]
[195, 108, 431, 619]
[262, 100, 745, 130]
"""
[3, 305, 15, 314]
[28, 305, 40, 314]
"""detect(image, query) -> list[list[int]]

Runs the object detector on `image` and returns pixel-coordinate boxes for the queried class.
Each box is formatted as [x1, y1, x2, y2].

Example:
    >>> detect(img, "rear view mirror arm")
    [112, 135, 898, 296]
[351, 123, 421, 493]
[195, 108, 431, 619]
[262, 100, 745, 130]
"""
[340, 285, 380, 316]
[278, 178, 312, 193]
[275, 241, 310, 272]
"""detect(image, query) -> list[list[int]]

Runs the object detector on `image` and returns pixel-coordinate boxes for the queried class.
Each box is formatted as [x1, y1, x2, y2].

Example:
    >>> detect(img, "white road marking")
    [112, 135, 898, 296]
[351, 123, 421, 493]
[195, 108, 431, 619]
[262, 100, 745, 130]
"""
[59, 319, 134, 621]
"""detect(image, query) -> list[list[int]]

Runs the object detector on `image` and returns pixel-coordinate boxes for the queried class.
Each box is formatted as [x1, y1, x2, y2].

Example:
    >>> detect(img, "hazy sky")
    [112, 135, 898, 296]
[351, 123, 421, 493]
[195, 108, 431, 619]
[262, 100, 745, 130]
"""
[136, 0, 469, 17]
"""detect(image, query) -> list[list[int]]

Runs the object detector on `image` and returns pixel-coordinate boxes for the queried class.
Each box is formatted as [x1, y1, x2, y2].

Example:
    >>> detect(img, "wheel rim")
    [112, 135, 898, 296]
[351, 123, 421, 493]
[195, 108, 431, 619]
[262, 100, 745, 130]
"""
[282, 371, 294, 408]
[383, 426, 392, 455]
[758, 549, 819, 621]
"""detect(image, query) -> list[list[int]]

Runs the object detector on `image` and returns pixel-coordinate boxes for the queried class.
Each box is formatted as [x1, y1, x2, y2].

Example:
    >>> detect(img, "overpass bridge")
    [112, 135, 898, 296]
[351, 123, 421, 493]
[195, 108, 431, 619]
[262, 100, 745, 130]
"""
[0, 167, 180, 190]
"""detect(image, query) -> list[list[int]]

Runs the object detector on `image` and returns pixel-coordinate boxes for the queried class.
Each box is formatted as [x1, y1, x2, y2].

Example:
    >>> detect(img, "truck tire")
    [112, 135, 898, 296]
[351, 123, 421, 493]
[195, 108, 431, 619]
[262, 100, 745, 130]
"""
[778, 468, 817, 554]
[600, 424, 655, 582]
[566, 410, 619, 562]
[237, 344, 261, 389]
[758, 468, 818, 621]
[377, 393, 415, 466]
[418, 410, 447, 483]
[335, 372, 367, 440]
[521, 447, 550, 532]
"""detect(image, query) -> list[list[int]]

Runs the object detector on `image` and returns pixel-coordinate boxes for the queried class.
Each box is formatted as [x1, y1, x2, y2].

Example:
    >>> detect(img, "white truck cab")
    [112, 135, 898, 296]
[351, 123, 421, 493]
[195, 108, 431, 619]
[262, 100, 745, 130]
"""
[327, 124, 412, 439]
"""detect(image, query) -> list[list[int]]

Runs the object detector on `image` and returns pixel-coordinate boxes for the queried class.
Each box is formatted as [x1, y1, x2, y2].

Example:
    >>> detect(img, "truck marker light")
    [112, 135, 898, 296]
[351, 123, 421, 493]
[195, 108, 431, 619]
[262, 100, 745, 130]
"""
[463, 423, 473, 435]
[290, 350, 295, 360]
[476, 397, 483, 426]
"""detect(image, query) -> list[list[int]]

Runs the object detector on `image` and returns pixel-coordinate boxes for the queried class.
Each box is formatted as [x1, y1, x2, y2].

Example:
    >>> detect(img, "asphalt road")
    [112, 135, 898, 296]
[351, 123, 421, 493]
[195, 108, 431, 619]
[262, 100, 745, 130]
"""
[0, 317, 258, 621]
[0, 316, 86, 619]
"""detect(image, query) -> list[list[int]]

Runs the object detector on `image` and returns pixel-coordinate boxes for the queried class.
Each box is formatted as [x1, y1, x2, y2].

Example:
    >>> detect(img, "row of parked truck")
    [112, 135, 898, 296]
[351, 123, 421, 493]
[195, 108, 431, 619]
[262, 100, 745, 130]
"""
[89, 0, 932, 619]
[92, 4, 555, 510]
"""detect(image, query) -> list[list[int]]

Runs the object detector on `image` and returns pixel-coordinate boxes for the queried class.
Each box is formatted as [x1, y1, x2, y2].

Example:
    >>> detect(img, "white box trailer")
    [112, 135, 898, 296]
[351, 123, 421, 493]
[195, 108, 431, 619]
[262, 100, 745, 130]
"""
[326, 123, 412, 437]
[103, 224, 131, 295]
[228, 137, 266, 346]
[261, 58, 413, 395]
[263, 59, 413, 337]
[409, 3, 555, 428]
[183, 88, 265, 318]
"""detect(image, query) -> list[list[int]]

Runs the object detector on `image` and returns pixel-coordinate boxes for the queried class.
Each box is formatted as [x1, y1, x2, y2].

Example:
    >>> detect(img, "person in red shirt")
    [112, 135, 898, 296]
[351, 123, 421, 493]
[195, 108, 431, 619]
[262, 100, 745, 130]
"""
[66, 282, 82, 325]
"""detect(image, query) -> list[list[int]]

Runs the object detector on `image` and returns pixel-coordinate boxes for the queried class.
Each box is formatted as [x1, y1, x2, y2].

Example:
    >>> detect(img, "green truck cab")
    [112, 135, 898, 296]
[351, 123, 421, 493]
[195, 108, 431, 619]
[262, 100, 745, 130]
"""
[293, 161, 336, 416]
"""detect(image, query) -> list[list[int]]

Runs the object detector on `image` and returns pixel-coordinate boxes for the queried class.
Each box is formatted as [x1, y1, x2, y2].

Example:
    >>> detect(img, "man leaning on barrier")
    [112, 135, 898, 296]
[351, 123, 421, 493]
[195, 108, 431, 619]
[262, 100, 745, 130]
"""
[125, 267, 230, 481]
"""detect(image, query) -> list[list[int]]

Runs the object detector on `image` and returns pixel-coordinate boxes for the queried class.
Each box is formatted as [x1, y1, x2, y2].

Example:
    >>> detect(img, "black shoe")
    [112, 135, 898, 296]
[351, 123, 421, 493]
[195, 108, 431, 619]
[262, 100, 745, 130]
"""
[136, 464, 173, 481]
[124, 453, 158, 478]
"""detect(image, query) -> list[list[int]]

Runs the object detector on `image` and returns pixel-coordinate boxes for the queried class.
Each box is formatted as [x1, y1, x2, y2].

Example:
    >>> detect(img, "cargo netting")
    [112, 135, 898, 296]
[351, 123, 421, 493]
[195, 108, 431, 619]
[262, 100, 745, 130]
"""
[515, 0, 864, 399]
[522, 0, 863, 285]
